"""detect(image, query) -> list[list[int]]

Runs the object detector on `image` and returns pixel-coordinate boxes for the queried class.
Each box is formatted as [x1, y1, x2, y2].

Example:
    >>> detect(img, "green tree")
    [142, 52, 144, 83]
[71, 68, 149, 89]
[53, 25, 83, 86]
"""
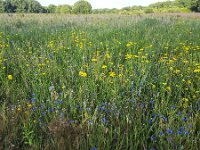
[56, 5, 72, 13]
[0, 0, 4, 13]
[4, 0, 16, 13]
[190, 0, 200, 11]
[47, 4, 56, 13]
[11, 0, 29, 13]
[176, 0, 192, 8]
[27, 0, 43, 13]
[72, 0, 92, 14]
[176, 0, 200, 12]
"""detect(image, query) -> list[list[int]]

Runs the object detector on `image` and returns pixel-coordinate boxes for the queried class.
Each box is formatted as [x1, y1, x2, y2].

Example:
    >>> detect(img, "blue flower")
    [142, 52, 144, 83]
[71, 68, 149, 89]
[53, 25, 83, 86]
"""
[167, 137, 173, 141]
[59, 99, 63, 104]
[159, 131, 164, 136]
[166, 129, 173, 135]
[86, 107, 91, 111]
[178, 131, 182, 135]
[151, 135, 156, 141]
[102, 117, 107, 123]
[31, 98, 35, 103]
[179, 126, 184, 132]
[91, 147, 97, 150]
[99, 107, 106, 111]
[182, 117, 188, 121]
[185, 131, 190, 135]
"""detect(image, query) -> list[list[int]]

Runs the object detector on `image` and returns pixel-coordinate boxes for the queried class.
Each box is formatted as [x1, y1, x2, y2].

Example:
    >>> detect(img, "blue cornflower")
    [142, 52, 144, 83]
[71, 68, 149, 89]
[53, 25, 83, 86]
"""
[166, 129, 173, 135]
[59, 99, 63, 104]
[167, 137, 173, 141]
[170, 105, 176, 109]
[185, 131, 190, 135]
[148, 119, 153, 125]
[48, 108, 53, 113]
[178, 131, 182, 135]
[91, 147, 97, 150]
[31, 98, 35, 103]
[182, 117, 188, 121]
[99, 107, 106, 111]
[162, 116, 168, 122]
[102, 117, 107, 123]
[86, 107, 91, 111]
[179, 126, 184, 132]
[159, 131, 164, 136]
[69, 120, 75, 123]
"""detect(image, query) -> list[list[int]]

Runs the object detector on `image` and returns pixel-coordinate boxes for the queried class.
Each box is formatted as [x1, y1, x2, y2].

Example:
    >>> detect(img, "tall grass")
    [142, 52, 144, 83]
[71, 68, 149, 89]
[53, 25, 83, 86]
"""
[0, 14, 200, 149]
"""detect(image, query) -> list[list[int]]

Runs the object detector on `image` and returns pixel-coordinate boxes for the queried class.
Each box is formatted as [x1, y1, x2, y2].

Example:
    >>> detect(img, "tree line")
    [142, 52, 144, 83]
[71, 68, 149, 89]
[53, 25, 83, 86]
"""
[0, 0, 92, 13]
[0, 0, 199, 14]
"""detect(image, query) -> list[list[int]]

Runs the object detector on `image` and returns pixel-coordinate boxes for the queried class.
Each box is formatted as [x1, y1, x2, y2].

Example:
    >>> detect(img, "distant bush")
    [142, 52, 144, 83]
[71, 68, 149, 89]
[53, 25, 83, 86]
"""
[144, 8, 154, 14]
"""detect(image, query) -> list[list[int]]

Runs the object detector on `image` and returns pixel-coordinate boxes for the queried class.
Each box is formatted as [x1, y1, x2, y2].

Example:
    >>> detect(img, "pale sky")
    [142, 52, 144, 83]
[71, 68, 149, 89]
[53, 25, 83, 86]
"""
[37, 0, 168, 9]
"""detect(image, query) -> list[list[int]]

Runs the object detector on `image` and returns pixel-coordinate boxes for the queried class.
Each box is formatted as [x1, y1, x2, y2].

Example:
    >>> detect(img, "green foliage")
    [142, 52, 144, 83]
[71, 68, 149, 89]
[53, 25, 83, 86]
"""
[1, 0, 44, 13]
[190, 0, 200, 12]
[55, 5, 72, 13]
[0, 0, 4, 13]
[47, 4, 56, 13]
[72, 0, 92, 14]
[144, 8, 154, 13]
[176, 0, 200, 12]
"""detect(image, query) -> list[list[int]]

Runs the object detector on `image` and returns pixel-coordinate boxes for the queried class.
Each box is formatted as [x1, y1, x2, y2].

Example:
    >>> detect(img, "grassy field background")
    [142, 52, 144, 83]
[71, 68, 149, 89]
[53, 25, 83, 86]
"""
[0, 13, 200, 149]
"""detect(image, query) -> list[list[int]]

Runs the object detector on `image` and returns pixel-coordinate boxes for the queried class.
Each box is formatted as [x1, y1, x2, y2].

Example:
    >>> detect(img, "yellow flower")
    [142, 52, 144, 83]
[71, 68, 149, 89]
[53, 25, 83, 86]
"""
[118, 74, 123, 77]
[125, 54, 132, 59]
[92, 58, 97, 62]
[126, 42, 133, 47]
[182, 98, 189, 102]
[194, 69, 200, 73]
[17, 107, 21, 111]
[41, 72, 46, 76]
[118, 64, 124, 70]
[102, 65, 107, 69]
[27, 104, 32, 108]
[8, 75, 13, 80]
[109, 71, 116, 78]
[79, 71, 87, 77]
[174, 69, 180, 74]
[166, 86, 171, 91]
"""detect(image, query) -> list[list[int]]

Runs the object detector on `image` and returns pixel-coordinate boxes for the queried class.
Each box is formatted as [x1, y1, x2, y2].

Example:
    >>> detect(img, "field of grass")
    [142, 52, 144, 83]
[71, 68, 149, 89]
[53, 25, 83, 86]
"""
[0, 14, 200, 150]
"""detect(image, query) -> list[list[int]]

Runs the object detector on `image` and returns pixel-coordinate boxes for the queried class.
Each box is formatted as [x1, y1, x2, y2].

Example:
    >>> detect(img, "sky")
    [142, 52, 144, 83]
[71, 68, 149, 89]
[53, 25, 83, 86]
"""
[37, 0, 168, 9]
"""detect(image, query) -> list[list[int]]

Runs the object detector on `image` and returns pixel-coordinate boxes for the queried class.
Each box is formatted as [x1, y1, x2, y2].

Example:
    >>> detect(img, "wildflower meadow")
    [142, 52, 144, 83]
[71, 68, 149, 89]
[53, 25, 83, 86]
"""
[0, 14, 200, 149]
